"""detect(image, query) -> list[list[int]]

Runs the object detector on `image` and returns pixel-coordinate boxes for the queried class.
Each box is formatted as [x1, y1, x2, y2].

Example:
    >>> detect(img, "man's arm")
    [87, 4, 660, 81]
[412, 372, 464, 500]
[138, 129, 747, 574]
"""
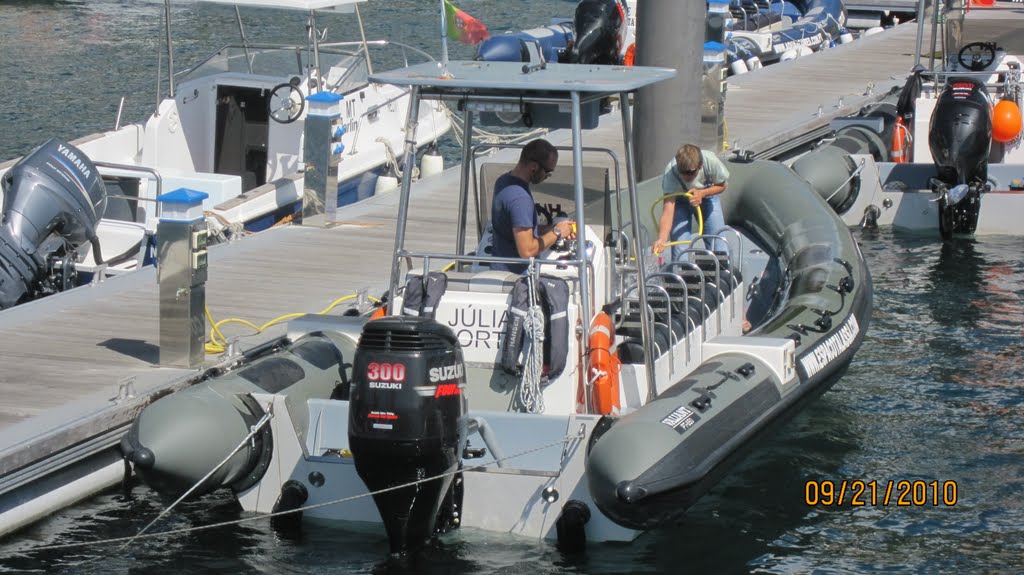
[653, 197, 676, 254]
[513, 225, 558, 258]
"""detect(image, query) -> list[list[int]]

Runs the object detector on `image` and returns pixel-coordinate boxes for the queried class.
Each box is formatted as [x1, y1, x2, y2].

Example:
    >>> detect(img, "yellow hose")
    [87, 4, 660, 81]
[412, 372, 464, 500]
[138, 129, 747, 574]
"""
[650, 191, 704, 256]
[204, 293, 381, 354]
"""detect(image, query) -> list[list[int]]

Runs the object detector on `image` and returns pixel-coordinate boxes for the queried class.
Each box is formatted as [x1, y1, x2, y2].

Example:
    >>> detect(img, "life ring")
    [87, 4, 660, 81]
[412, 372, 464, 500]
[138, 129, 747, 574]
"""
[589, 312, 621, 416]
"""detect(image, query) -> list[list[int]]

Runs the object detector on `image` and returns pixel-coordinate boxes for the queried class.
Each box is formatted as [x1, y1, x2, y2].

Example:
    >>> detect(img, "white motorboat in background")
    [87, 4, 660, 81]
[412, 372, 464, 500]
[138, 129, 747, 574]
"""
[0, 0, 450, 309]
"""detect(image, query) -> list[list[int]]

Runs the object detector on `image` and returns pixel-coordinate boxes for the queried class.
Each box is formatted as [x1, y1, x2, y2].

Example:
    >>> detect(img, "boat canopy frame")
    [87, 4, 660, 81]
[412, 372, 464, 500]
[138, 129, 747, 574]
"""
[369, 60, 675, 395]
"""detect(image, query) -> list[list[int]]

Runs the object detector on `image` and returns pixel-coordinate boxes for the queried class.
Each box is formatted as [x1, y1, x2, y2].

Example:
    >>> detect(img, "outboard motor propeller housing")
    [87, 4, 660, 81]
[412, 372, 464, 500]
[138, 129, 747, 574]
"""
[348, 316, 468, 556]
[928, 78, 992, 237]
[0, 139, 106, 309]
[568, 0, 628, 65]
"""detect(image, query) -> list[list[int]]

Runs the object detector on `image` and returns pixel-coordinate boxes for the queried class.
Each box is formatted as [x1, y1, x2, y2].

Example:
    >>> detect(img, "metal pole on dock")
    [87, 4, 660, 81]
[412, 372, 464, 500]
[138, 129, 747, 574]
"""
[914, 0, 928, 68]
[634, 0, 706, 180]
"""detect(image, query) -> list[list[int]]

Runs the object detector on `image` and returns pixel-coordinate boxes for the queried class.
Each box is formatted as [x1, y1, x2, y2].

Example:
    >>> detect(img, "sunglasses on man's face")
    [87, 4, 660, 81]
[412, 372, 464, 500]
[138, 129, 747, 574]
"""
[536, 160, 555, 178]
[679, 166, 701, 177]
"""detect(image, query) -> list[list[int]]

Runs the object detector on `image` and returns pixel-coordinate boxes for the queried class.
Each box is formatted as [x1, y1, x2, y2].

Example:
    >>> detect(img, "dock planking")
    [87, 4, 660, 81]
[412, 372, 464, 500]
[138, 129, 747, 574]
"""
[0, 19, 931, 517]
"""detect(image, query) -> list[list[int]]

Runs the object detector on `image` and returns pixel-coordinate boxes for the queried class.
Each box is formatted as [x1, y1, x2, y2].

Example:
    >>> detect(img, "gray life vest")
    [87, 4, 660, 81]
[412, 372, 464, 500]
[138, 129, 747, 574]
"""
[500, 275, 570, 379]
[402, 272, 448, 319]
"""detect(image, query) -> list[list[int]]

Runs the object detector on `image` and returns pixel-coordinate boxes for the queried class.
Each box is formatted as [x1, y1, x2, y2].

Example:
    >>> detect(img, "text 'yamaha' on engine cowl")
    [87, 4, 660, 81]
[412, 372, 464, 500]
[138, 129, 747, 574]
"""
[0, 138, 107, 309]
[928, 78, 993, 238]
[348, 316, 468, 556]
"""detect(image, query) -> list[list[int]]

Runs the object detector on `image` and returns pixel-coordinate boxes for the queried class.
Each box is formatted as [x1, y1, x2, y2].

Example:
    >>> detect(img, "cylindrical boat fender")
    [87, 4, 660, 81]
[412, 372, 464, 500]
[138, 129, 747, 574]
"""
[839, 28, 854, 44]
[729, 56, 749, 75]
[375, 167, 400, 195]
[745, 54, 762, 70]
[589, 311, 621, 416]
[862, 26, 885, 37]
[780, 48, 798, 62]
[420, 144, 444, 178]
[795, 45, 813, 58]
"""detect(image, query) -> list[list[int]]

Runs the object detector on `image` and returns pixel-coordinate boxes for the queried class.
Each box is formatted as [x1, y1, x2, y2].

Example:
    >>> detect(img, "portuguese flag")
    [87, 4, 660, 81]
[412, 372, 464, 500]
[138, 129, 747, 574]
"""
[444, 0, 489, 45]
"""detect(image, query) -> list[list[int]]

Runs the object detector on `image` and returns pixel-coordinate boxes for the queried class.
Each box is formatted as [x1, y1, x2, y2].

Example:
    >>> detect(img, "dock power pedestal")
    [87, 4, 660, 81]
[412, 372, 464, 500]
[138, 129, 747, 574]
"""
[156, 188, 209, 368]
[302, 91, 346, 226]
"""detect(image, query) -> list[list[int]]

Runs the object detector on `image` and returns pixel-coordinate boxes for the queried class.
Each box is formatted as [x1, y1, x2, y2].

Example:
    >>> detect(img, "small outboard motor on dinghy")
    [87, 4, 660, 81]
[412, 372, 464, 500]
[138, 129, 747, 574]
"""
[567, 0, 628, 64]
[0, 139, 106, 309]
[928, 78, 993, 238]
[348, 316, 468, 556]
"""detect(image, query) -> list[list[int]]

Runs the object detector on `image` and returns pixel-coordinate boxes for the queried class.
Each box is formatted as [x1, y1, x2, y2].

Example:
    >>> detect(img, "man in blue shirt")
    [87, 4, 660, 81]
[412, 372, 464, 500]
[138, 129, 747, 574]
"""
[491, 139, 575, 274]
[652, 143, 730, 261]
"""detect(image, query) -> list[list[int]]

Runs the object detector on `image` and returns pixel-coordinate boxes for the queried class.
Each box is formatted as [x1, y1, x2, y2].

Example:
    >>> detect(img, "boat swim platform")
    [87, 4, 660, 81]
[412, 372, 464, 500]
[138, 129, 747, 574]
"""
[0, 19, 931, 537]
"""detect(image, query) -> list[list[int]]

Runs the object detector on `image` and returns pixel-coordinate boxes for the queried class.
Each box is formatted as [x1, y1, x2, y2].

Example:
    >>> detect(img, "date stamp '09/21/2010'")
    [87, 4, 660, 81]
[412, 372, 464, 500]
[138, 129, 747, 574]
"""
[804, 480, 959, 507]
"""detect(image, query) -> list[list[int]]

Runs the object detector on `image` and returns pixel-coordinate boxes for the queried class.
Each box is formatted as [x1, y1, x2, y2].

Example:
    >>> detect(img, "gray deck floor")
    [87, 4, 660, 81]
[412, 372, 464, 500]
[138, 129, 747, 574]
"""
[0, 20, 931, 477]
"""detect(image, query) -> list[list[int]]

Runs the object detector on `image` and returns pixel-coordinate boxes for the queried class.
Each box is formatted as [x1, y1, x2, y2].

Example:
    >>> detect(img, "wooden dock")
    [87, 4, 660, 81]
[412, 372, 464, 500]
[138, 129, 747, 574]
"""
[0, 19, 931, 537]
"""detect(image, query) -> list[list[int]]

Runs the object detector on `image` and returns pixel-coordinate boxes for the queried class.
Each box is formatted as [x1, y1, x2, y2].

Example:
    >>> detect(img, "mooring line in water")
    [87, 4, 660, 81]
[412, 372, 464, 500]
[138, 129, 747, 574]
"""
[118, 408, 275, 551]
[17, 428, 585, 554]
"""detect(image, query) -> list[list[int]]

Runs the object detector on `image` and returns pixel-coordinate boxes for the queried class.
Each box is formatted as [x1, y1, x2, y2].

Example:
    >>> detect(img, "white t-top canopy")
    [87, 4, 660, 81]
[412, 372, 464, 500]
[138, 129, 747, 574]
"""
[202, 0, 366, 11]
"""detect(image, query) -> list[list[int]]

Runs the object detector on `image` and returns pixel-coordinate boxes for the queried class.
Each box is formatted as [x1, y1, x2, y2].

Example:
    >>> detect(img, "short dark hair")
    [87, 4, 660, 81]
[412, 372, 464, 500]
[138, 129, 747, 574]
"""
[520, 139, 557, 166]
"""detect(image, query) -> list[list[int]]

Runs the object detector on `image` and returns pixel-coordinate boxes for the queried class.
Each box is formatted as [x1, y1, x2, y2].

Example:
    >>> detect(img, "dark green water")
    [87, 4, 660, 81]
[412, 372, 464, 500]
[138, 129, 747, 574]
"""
[2, 2, 1024, 573]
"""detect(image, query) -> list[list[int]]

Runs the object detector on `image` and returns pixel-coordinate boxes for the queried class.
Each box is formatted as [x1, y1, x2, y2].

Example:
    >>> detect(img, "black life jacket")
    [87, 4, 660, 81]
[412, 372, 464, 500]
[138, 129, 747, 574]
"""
[402, 272, 448, 319]
[500, 275, 570, 379]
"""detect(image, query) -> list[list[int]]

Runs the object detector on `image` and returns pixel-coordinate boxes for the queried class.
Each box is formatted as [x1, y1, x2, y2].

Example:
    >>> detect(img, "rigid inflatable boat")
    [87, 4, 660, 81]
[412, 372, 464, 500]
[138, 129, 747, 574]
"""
[122, 60, 870, 555]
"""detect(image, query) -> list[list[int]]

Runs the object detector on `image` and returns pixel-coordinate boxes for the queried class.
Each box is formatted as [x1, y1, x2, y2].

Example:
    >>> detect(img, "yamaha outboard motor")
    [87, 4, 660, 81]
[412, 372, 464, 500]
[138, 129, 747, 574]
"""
[348, 316, 467, 556]
[928, 78, 993, 238]
[0, 139, 106, 309]
[567, 0, 627, 65]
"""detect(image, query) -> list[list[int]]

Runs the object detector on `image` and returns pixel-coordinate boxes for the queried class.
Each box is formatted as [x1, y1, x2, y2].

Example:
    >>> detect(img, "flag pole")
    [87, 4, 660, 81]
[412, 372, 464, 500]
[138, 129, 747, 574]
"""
[439, 0, 450, 77]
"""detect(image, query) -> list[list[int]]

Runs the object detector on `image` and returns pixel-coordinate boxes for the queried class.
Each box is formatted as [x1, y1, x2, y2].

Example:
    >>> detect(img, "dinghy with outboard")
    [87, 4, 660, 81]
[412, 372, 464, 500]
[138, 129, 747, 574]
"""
[792, 3, 1024, 237]
[122, 58, 871, 555]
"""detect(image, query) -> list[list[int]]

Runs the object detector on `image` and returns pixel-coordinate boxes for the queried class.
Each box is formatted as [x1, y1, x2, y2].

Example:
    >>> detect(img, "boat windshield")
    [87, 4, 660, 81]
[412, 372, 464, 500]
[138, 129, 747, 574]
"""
[177, 40, 435, 95]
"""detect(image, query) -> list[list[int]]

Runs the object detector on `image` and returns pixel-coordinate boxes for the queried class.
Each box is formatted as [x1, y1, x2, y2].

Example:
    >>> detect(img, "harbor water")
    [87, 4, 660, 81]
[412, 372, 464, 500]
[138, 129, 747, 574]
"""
[2, 1, 1024, 573]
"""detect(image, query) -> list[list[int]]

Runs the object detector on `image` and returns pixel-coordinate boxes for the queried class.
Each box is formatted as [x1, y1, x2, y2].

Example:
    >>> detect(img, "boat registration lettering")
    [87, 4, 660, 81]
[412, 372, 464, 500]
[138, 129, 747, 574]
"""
[798, 315, 860, 379]
[661, 405, 699, 433]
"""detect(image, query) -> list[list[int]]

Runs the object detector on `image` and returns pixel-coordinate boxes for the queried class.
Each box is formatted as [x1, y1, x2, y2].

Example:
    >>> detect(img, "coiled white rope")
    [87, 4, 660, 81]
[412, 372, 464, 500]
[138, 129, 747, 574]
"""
[441, 103, 550, 148]
[518, 275, 546, 414]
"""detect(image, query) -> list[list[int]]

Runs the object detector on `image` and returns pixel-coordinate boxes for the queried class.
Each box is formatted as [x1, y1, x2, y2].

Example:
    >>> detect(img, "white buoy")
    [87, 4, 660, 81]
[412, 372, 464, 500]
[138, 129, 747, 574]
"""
[780, 48, 798, 62]
[745, 55, 762, 70]
[420, 143, 444, 179]
[375, 171, 399, 195]
[862, 26, 884, 37]
[796, 45, 813, 58]
[839, 28, 854, 44]
[730, 58, 749, 75]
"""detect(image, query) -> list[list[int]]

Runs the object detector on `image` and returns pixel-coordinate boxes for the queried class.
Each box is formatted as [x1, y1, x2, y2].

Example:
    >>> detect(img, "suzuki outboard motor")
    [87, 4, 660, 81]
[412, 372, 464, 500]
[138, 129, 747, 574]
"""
[0, 139, 106, 309]
[567, 0, 627, 65]
[928, 79, 993, 237]
[348, 316, 467, 556]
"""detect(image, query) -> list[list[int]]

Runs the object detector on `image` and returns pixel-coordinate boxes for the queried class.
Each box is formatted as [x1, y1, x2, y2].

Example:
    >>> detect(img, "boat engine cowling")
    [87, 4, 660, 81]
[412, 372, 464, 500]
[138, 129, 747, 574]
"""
[567, 0, 627, 65]
[929, 79, 992, 187]
[928, 79, 992, 237]
[348, 316, 467, 556]
[0, 139, 106, 309]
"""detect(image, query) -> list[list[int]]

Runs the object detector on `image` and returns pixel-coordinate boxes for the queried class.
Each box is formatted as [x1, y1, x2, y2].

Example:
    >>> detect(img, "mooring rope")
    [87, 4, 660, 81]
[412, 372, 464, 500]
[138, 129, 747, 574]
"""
[18, 426, 585, 553]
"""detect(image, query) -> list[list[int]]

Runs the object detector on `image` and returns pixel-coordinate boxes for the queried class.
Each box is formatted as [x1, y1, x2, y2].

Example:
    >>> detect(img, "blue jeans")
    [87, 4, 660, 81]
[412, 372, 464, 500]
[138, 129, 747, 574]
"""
[670, 195, 726, 262]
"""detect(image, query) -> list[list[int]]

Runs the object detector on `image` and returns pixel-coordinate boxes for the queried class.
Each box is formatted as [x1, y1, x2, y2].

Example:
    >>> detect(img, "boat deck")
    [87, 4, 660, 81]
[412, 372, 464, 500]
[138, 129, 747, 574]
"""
[0, 19, 932, 535]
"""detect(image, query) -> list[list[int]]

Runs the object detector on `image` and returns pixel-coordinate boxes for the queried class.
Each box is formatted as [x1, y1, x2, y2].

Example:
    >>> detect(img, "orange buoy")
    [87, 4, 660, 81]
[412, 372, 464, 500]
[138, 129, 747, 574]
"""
[623, 43, 636, 66]
[589, 312, 621, 416]
[993, 99, 1023, 143]
[890, 117, 910, 163]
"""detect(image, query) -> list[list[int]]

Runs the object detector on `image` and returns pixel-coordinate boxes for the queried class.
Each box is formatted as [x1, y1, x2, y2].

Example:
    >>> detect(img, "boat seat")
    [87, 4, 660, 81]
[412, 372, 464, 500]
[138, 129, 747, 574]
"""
[617, 321, 674, 365]
[659, 267, 724, 316]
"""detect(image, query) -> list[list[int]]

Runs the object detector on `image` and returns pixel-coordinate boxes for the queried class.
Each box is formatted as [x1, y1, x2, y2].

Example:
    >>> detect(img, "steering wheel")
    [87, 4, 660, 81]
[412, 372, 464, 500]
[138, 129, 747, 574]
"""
[958, 42, 996, 72]
[267, 80, 305, 124]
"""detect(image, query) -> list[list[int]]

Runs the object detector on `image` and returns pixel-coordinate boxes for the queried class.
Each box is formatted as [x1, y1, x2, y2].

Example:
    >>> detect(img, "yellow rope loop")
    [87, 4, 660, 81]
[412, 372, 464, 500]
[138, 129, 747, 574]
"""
[203, 294, 382, 355]
[650, 191, 704, 256]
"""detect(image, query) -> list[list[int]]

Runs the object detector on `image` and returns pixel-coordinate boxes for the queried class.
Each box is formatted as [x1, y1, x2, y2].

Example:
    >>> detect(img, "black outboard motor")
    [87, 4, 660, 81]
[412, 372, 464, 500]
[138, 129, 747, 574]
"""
[928, 79, 993, 238]
[567, 0, 627, 65]
[0, 139, 106, 309]
[348, 316, 468, 556]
